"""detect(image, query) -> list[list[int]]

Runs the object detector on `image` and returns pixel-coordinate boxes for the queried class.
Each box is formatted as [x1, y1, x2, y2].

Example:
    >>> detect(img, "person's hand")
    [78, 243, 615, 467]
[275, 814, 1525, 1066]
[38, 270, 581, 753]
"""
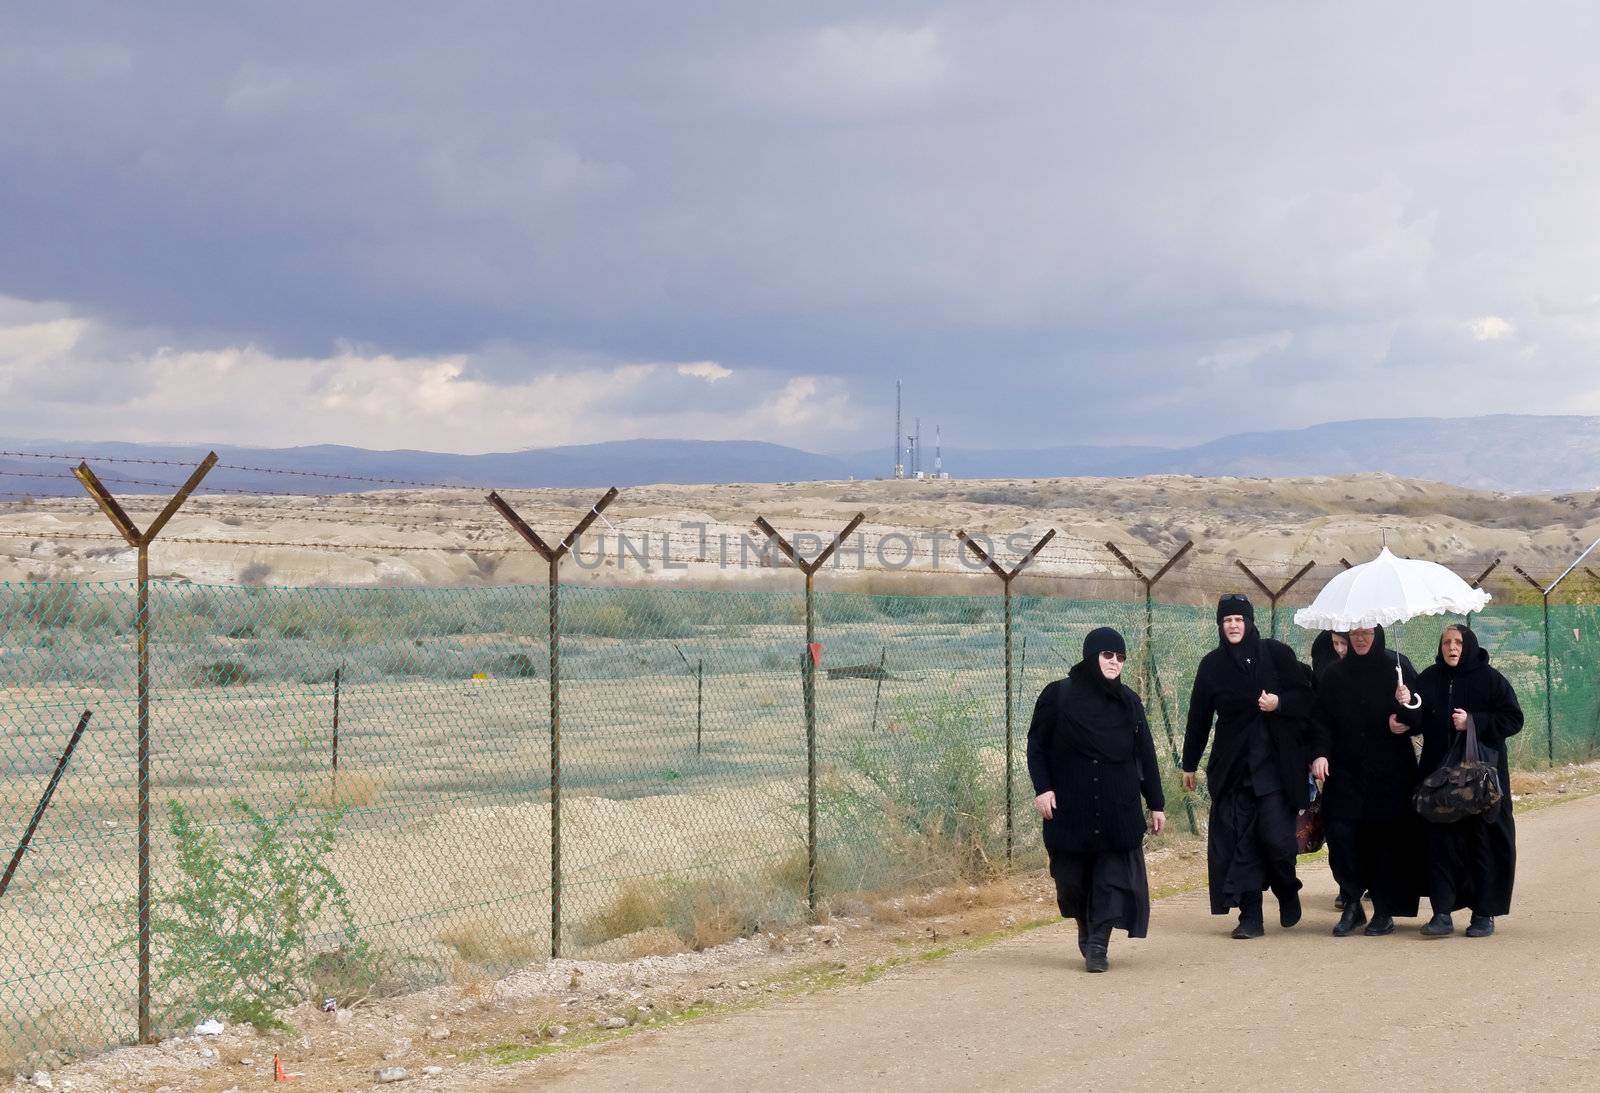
[1034, 790, 1056, 819]
[1258, 690, 1280, 712]
[1150, 811, 1167, 836]
[1395, 684, 1412, 706]
[1182, 771, 1198, 792]
[1388, 714, 1409, 734]
[1452, 708, 1469, 732]
[1310, 756, 1330, 780]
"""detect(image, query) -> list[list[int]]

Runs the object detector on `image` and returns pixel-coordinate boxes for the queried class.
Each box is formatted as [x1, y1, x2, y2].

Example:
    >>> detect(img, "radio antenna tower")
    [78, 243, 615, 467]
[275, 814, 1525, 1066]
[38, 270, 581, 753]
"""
[893, 380, 904, 479]
[935, 424, 943, 478]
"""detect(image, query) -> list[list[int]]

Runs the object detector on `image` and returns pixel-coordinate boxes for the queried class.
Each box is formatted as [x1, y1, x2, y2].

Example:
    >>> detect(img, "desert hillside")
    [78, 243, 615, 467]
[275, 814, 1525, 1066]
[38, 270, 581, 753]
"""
[3, 471, 1597, 595]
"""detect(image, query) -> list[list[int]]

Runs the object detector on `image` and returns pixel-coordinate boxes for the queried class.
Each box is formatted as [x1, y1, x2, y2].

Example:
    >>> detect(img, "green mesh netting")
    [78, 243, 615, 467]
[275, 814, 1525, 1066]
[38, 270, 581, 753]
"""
[1, 579, 1594, 1065]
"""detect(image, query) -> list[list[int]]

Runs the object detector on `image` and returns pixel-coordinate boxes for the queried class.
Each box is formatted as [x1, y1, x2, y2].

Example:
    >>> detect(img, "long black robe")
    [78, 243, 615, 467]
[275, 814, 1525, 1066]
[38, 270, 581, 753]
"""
[1183, 628, 1315, 914]
[1027, 663, 1165, 935]
[1414, 626, 1522, 916]
[1310, 625, 1425, 917]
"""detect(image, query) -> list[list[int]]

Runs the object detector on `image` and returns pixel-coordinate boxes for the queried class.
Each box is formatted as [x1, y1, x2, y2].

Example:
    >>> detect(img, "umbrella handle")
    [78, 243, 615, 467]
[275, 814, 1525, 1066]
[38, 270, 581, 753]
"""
[1396, 662, 1422, 710]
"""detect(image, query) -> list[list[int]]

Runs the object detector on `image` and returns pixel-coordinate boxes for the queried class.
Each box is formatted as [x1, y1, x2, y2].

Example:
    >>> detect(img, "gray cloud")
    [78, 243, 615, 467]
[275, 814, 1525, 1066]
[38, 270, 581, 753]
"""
[2, 1, 1599, 452]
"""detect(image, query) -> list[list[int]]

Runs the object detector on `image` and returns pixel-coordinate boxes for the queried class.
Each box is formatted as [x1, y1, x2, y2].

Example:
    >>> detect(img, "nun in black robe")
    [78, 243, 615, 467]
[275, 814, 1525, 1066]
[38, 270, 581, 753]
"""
[1414, 624, 1522, 937]
[1182, 594, 1315, 938]
[1310, 624, 1426, 935]
[1310, 630, 1348, 683]
[1310, 629, 1361, 910]
[1026, 627, 1166, 972]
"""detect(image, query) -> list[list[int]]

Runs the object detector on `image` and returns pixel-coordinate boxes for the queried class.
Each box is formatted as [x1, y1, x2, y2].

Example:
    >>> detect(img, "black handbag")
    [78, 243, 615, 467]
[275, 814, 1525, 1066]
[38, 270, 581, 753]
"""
[1296, 776, 1325, 854]
[1413, 715, 1502, 823]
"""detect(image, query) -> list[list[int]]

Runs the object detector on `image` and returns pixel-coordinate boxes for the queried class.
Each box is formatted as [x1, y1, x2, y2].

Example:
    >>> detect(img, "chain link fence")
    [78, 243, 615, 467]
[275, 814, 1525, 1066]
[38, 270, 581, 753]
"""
[2, 574, 1598, 1068]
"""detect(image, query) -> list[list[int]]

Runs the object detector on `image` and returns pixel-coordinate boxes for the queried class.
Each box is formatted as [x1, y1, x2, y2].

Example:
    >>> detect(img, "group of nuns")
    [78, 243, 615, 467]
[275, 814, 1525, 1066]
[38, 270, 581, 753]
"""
[1026, 593, 1523, 973]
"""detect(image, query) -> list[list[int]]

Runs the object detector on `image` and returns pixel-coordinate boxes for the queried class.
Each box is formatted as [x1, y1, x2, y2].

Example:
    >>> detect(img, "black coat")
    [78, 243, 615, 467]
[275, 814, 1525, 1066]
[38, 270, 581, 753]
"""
[1310, 642, 1424, 822]
[1026, 677, 1165, 854]
[1415, 649, 1523, 795]
[1182, 637, 1316, 809]
[1415, 640, 1522, 915]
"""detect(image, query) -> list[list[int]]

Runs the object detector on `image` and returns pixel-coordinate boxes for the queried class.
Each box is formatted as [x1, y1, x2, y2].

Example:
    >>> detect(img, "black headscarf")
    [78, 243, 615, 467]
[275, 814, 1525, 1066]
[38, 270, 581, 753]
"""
[1215, 593, 1261, 673]
[1434, 623, 1488, 677]
[1310, 630, 1348, 681]
[1062, 626, 1136, 760]
[1343, 624, 1394, 684]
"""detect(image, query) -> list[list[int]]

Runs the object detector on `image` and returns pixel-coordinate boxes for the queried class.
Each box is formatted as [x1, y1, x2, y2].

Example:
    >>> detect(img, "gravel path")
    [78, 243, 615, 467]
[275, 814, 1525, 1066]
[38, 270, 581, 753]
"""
[500, 795, 1600, 1091]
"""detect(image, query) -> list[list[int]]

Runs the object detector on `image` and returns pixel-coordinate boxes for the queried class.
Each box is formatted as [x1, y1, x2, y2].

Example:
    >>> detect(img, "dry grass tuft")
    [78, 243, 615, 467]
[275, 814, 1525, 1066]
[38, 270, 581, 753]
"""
[0, 1004, 116, 1079]
[910, 879, 1014, 917]
[618, 926, 684, 959]
[322, 769, 384, 809]
[576, 865, 809, 953]
[436, 920, 543, 970]
[575, 880, 670, 945]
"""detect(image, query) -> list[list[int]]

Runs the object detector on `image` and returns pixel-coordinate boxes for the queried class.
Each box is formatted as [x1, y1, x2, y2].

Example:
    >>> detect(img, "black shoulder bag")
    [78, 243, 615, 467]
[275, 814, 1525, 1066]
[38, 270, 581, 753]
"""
[1413, 714, 1503, 823]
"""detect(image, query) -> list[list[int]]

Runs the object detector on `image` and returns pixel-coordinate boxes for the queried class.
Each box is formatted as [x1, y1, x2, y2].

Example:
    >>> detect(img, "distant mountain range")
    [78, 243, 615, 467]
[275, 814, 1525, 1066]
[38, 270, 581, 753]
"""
[2, 414, 1595, 496]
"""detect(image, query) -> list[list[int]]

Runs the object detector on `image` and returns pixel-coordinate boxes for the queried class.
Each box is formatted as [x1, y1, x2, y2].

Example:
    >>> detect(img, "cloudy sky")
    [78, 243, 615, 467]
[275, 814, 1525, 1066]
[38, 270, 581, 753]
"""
[2, 1, 1598, 454]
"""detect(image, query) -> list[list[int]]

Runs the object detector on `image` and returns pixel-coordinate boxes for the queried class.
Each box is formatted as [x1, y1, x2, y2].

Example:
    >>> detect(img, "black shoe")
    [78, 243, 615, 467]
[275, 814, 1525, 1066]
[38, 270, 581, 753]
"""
[1231, 917, 1265, 939]
[1332, 901, 1368, 937]
[1232, 892, 1265, 939]
[1363, 914, 1396, 936]
[1277, 886, 1303, 929]
[1334, 892, 1346, 910]
[1420, 912, 1454, 938]
[1465, 915, 1495, 938]
[1076, 917, 1089, 958]
[1085, 924, 1111, 972]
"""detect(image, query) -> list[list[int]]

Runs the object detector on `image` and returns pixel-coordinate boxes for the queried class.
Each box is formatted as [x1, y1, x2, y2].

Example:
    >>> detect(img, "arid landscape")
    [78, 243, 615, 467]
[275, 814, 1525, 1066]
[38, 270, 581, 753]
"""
[3, 469, 1598, 1084]
[4, 472, 1599, 592]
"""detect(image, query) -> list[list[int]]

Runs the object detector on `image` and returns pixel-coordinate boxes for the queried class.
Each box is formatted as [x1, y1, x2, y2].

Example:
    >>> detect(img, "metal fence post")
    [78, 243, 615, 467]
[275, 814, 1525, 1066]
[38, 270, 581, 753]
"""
[1463, 559, 1500, 626]
[955, 530, 1056, 865]
[1106, 541, 1197, 836]
[869, 646, 886, 734]
[488, 487, 618, 958]
[1234, 560, 1316, 641]
[1512, 541, 1600, 765]
[0, 711, 93, 901]
[754, 514, 865, 912]
[73, 453, 216, 1043]
[331, 663, 343, 801]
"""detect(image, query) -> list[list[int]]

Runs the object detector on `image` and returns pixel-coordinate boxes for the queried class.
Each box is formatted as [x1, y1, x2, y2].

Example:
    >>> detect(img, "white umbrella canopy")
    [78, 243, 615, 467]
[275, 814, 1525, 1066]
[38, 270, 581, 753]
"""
[1292, 547, 1492, 632]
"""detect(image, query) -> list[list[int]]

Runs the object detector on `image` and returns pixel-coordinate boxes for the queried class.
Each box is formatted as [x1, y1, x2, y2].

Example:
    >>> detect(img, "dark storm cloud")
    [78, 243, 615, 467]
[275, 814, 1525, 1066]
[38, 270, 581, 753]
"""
[2, 1, 1599, 450]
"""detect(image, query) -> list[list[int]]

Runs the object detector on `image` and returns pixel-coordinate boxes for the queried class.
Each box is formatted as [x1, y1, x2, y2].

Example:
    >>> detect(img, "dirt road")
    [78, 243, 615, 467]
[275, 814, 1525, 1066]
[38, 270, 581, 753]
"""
[502, 795, 1600, 1091]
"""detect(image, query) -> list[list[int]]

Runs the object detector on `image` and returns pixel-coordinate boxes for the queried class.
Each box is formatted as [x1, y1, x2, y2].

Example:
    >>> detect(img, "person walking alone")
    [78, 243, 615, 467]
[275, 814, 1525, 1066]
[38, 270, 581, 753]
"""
[1026, 627, 1167, 972]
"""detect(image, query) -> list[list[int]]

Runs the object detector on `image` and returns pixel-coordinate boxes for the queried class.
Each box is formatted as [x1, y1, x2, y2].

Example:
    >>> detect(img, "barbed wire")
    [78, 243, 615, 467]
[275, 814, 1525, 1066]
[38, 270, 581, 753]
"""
[0, 529, 525, 555]
[0, 448, 488, 492]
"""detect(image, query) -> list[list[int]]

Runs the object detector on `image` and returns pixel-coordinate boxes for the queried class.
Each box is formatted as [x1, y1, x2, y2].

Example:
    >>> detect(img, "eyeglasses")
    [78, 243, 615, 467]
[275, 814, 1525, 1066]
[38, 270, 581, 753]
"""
[1098, 651, 1127, 663]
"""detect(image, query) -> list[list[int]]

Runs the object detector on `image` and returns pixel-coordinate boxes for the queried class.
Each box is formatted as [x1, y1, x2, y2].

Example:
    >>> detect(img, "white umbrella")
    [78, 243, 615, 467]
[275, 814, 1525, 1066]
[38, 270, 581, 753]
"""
[1292, 547, 1491, 709]
[1292, 547, 1491, 631]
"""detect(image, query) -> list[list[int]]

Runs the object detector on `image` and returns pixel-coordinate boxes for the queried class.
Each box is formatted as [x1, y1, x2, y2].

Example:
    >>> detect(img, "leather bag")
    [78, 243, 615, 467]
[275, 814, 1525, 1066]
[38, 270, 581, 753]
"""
[1296, 776, 1325, 854]
[1413, 715, 1503, 823]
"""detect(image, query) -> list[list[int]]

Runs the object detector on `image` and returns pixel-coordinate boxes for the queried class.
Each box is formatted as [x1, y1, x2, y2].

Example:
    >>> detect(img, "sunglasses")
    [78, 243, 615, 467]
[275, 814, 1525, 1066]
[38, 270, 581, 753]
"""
[1098, 651, 1127, 663]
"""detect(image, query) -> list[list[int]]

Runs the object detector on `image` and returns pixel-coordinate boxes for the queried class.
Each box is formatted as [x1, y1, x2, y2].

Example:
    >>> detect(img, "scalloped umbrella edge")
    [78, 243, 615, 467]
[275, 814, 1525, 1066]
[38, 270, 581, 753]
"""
[1291, 547, 1492, 632]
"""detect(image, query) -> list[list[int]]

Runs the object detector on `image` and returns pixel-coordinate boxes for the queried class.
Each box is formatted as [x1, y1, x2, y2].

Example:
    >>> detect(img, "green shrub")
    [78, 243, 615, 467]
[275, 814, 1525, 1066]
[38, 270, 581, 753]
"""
[147, 799, 366, 1029]
[819, 694, 1005, 889]
[492, 651, 540, 678]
